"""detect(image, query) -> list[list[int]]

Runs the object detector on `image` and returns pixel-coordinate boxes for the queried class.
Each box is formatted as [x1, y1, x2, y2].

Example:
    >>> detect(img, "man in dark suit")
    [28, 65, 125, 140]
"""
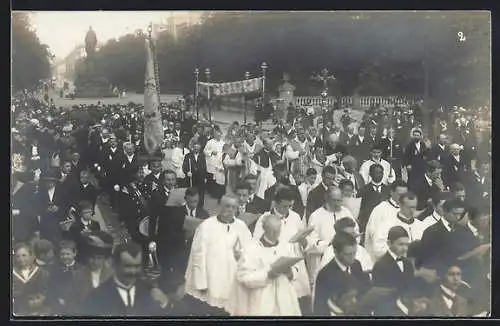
[428, 265, 469, 317]
[111, 142, 140, 207]
[425, 133, 449, 165]
[442, 143, 470, 188]
[149, 170, 178, 238]
[156, 187, 209, 295]
[68, 201, 101, 262]
[36, 171, 70, 244]
[410, 160, 446, 211]
[372, 227, 416, 295]
[314, 232, 371, 316]
[243, 174, 268, 215]
[380, 128, 404, 180]
[305, 165, 337, 222]
[357, 164, 390, 234]
[97, 136, 120, 192]
[466, 159, 490, 211]
[72, 170, 98, 213]
[83, 242, 171, 316]
[403, 128, 429, 189]
[144, 153, 165, 197]
[182, 142, 207, 208]
[264, 162, 304, 217]
[350, 125, 370, 164]
[415, 199, 479, 280]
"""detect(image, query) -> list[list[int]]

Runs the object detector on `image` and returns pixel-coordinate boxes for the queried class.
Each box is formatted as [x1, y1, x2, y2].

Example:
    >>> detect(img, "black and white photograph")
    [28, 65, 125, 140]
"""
[11, 10, 491, 317]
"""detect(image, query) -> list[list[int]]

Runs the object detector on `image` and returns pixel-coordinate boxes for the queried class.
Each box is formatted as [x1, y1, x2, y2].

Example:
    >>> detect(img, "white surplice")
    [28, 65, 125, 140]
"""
[204, 138, 225, 175]
[184, 216, 252, 310]
[365, 210, 426, 262]
[253, 210, 311, 298]
[306, 206, 359, 284]
[227, 239, 302, 316]
[364, 199, 401, 262]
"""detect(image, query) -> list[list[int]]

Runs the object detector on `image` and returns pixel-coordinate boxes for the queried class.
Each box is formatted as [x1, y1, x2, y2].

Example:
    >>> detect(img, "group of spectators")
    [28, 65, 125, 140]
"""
[11, 91, 490, 317]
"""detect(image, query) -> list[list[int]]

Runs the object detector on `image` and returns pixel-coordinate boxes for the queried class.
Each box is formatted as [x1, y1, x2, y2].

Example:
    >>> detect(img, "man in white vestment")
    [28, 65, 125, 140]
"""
[204, 127, 225, 195]
[253, 187, 312, 314]
[184, 195, 252, 315]
[227, 214, 302, 316]
[364, 192, 426, 263]
[306, 187, 359, 285]
[364, 180, 408, 260]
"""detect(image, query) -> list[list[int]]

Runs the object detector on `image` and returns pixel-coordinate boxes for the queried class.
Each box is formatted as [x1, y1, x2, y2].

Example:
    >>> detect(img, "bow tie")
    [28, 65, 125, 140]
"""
[395, 257, 404, 262]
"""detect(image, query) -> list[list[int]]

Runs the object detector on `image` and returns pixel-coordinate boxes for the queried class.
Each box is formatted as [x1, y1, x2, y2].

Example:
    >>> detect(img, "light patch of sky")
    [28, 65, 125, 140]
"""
[29, 11, 202, 60]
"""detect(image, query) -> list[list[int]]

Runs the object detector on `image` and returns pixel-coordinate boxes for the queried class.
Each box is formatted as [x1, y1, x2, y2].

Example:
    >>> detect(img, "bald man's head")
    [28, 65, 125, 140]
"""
[262, 214, 281, 242]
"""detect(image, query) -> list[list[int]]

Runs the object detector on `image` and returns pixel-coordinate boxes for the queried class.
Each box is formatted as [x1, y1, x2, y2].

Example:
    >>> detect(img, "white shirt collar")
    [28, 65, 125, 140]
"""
[424, 174, 433, 186]
[440, 284, 456, 298]
[126, 154, 134, 160]
[114, 277, 136, 307]
[432, 211, 443, 222]
[438, 144, 446, 150]
[441, 218, 452, 232]
[64, 261, 76, 268]
[467, 221, 478, 236]
[387, 249, 402, 261]
[396, 298, 409, 315]
[334, 256, 349, 273]
[186, 205, 196, 216]
[82, 219, 90, 226]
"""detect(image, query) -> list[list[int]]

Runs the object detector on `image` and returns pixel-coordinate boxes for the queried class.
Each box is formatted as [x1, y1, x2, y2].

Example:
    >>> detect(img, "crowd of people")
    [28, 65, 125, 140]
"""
[11, 91, 491, 317]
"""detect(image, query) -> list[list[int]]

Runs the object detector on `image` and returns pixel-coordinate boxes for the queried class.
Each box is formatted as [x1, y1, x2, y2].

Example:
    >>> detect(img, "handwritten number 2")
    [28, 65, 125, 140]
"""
[457, 31, 466, 42]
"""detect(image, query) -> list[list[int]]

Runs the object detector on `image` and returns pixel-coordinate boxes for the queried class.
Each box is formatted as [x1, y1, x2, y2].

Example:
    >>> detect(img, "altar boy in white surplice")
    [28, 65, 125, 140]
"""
[184, 195, 252, 315]
[227, 214, 302, 316]
[253, 187, 312, 314]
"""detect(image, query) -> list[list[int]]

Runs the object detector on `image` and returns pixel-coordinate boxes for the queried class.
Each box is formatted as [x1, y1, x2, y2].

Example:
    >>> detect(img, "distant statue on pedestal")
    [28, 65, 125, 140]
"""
[278, 73, 296, 121]
[85, 26, 97, 59]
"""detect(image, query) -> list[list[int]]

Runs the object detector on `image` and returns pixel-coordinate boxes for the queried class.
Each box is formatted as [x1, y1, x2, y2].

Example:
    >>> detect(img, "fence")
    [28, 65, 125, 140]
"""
[294, 96, 422, 108]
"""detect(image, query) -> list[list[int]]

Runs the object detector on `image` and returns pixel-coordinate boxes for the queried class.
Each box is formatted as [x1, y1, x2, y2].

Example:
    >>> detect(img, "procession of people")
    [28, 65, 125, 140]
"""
[11, 88, 491, 317]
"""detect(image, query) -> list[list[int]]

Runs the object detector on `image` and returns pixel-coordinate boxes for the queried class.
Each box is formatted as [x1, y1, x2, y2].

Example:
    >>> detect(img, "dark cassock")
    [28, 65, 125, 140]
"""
[253, 147, 281, 169]
[182, 150, 207, 207]
[12, 180, 40, 243]
[356, 182, 390, 234]
[305, 183, 328, 223]
[156, 204, 209, 294]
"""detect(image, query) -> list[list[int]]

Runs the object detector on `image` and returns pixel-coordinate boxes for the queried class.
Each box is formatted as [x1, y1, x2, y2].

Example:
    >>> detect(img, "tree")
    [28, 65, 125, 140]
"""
[11, 12, 53, 91]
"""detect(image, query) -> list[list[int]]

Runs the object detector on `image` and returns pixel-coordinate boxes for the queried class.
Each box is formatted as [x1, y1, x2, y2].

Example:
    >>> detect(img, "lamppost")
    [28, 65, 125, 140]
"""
[261, 62, 268, 105]
[194, 68, 199, 120]
[312, 68, 336, 150]
[205, 68, 212, 121]
[244, 71, 250, 125]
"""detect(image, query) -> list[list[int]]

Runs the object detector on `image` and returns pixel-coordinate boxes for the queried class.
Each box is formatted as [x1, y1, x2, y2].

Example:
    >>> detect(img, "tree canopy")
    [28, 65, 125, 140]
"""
[12, 12, 53, 91]
[74, 11, 490, 106]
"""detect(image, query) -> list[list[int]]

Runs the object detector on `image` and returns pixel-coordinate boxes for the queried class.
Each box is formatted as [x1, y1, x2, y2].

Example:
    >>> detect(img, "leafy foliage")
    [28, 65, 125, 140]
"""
[12, 12, 53, 91]
[73, 12, 490, 105]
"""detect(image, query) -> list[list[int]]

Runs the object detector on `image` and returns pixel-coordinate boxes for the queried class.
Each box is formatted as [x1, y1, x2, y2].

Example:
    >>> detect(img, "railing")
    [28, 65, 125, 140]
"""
[294, 96, 422, 108]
